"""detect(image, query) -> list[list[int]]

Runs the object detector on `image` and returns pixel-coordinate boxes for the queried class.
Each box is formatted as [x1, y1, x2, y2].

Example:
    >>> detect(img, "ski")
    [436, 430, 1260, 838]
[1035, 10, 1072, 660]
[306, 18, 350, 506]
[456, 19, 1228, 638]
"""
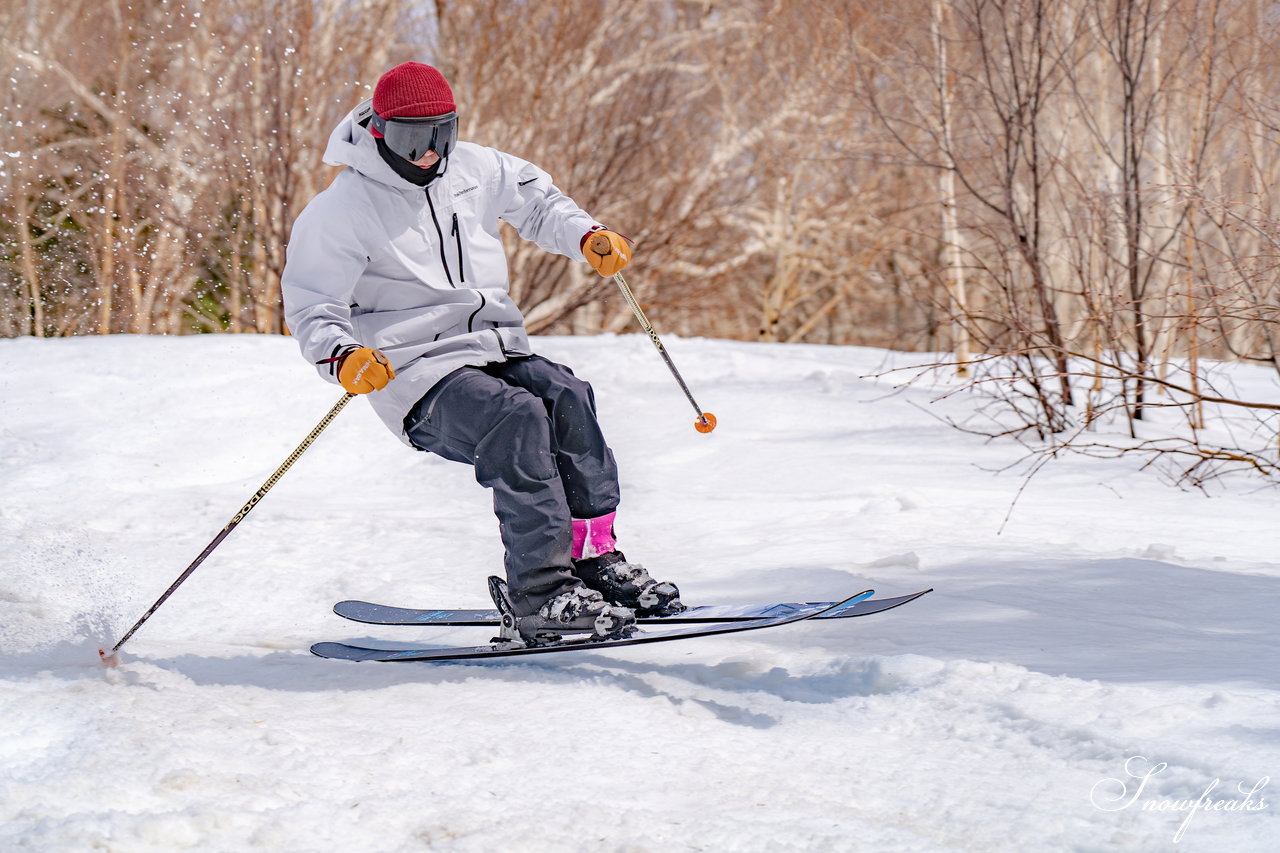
[332, 589, 927, 626]
[310, 588, 930, 663]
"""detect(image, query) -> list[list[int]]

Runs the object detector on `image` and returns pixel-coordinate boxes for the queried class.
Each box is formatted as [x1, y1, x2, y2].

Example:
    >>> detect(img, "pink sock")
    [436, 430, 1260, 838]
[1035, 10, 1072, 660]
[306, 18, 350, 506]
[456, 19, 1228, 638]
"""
[571, 512, 617, 560]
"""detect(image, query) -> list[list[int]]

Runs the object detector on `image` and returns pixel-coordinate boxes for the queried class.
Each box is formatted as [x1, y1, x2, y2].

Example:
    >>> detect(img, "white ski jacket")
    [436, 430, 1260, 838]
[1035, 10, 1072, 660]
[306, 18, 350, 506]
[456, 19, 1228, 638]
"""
[281, 102, 599, 443]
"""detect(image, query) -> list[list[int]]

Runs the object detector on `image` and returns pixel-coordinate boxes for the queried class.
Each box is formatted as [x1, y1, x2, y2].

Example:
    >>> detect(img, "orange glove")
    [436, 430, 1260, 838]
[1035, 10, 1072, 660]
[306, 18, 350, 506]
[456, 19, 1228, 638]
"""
[337, 346, 395, 394]
[583, 229, 633, 277]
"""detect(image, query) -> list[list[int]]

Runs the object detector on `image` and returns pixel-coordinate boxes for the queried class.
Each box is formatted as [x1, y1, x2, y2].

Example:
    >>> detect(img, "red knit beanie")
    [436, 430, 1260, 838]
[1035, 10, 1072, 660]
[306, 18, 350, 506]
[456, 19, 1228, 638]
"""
[372, 62, 456, 122]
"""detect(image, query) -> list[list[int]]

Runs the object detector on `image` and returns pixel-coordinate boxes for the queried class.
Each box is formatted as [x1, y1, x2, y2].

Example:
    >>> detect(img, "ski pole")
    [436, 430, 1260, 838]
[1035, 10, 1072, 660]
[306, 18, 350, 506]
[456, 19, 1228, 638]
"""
[588, 235, 716, 433]
[612, 270, 717, 433]
[100, 392, 355, 666]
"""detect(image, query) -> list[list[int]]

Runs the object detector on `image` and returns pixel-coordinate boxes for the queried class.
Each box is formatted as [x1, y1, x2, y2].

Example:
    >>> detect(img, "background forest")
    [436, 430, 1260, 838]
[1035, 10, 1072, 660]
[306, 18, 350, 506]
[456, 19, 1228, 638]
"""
[2, 0, 1278, 480]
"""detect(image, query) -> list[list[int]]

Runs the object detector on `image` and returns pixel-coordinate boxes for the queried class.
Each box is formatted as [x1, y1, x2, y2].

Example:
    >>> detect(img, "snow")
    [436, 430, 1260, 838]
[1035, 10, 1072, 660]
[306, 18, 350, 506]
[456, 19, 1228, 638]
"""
[1, 332, 1277, 852]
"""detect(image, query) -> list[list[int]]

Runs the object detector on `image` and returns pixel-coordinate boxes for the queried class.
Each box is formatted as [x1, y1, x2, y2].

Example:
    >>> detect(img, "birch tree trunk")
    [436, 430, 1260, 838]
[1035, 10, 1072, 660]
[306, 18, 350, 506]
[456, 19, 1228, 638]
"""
[932, 0, 971, 375]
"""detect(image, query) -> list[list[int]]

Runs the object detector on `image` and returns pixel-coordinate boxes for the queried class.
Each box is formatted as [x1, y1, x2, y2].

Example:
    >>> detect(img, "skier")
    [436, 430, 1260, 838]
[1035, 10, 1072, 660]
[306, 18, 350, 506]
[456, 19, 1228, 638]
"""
[281, 61, 683, 644]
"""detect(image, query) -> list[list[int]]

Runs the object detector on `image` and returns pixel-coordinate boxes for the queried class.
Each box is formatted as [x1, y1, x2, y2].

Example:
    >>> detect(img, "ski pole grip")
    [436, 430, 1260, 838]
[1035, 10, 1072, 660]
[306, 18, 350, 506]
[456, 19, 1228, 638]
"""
[589, 232, 613, 256]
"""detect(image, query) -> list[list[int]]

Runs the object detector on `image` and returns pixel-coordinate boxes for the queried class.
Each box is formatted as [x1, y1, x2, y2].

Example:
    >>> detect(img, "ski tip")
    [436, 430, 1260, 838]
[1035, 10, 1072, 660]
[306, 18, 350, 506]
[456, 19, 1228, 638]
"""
[310, 642, 351, 660]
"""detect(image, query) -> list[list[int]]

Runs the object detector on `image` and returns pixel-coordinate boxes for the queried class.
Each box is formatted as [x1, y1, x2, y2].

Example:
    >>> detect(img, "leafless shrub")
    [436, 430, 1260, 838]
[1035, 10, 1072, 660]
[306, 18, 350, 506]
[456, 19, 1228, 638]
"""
[2, 0, 1279, 482]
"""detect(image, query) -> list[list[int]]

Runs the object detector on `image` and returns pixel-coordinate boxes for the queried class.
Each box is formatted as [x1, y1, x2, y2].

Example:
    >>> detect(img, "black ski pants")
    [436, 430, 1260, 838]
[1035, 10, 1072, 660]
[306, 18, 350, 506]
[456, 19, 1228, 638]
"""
[403, 355, 620, 616]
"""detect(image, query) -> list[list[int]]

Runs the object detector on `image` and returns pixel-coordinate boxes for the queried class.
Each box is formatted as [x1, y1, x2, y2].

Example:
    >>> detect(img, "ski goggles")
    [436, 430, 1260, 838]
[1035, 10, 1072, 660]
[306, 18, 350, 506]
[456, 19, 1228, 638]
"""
[371, 111, 458, 163]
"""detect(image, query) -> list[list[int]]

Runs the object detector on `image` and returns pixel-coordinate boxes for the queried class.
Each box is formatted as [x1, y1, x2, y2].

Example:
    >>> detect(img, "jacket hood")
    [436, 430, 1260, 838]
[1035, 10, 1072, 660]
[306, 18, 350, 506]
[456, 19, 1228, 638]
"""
[322, 100, 422, 191]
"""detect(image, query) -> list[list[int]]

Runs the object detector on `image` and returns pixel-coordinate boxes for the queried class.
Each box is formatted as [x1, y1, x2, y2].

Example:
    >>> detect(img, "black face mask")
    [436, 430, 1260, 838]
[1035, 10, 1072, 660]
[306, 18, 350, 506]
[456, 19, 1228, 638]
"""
[376, 137, 443, 187]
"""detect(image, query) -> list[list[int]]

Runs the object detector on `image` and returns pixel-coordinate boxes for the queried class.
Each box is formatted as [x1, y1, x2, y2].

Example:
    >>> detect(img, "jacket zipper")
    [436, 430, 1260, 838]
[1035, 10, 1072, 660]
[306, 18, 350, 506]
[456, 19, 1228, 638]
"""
[424, 189, 455, 287]
[467, 291, 486, 333]
[451, 213, 466, 283]
[425, 186, 487, 340]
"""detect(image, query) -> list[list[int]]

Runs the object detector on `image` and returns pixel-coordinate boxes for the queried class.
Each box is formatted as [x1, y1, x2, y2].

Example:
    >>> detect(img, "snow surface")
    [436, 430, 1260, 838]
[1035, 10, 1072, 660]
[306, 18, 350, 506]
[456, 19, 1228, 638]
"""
[1, 333, 1277, 852]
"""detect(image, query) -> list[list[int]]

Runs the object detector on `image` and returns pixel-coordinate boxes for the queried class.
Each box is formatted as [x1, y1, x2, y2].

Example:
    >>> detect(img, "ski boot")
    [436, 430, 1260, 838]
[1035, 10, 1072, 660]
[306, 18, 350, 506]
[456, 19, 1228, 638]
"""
[572, 551, 686, 617]
[488, 576, 635, 647]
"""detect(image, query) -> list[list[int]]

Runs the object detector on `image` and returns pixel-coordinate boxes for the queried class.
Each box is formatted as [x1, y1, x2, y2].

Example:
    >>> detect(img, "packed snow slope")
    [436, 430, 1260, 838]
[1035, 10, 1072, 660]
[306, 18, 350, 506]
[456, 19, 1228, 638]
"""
[1, 333, 1277, 853]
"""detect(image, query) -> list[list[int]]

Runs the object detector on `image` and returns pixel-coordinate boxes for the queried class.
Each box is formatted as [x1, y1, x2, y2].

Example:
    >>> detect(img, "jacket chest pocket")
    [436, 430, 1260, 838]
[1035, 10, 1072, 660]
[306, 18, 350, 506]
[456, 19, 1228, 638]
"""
[424, 191, 483, 288]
